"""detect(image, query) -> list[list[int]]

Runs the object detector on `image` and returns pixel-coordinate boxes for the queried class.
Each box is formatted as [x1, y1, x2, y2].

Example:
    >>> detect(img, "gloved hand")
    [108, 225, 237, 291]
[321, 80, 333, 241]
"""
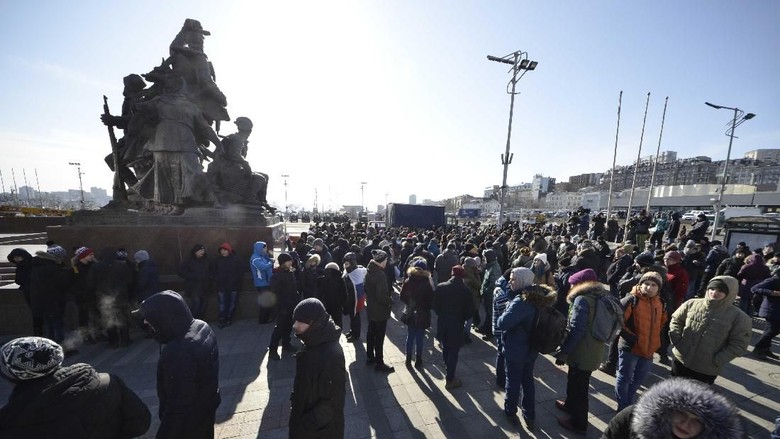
[555, 352, 568, 366]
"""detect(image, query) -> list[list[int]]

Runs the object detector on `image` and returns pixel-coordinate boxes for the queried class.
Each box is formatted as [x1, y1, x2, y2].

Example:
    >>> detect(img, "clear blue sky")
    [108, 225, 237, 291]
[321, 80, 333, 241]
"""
[1, 1, 778, 210]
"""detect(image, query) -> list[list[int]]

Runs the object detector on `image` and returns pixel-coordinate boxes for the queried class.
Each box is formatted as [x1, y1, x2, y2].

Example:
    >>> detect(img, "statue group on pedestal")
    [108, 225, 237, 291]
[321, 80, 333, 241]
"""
[101, 18, 273, 213]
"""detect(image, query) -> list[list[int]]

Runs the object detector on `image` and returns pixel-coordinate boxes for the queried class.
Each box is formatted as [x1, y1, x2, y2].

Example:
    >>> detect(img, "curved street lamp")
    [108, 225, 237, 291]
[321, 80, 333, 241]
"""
[704, 102, 756, 240]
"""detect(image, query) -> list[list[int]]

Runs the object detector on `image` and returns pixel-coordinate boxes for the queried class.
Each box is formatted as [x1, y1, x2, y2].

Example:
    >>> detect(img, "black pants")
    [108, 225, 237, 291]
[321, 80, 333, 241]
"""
[671, 359, 716, 385]
[755, 318, 780, 351]
[349, 312, 361, 338]
[564, 365, 592, 431]
[366, 320, 388, 362]
[604, 338, 619, 368]
[269, 312, 294, 349]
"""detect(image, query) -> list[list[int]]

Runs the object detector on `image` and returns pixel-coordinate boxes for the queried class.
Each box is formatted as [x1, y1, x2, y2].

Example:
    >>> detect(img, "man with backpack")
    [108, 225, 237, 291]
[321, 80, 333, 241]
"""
[554, 270, 621, 435]
[496, 269, 559, 432]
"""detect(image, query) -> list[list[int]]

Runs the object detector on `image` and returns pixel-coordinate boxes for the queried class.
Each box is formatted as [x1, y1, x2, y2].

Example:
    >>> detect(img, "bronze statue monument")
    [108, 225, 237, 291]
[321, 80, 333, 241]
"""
[101, 18, 273, 214]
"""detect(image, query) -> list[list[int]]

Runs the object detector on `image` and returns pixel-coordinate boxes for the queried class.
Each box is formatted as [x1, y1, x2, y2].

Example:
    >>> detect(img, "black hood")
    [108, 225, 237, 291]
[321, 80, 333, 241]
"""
[298, 313, 341, 347]
[7, 248, 32, 265]
[139, 290, 194, 343]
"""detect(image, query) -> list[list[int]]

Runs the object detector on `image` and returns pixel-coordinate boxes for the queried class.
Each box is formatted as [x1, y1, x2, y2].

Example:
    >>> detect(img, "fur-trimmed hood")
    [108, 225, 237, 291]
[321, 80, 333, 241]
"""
[631, 378, 744, 438]
[522, 284, 557, 308]
[566, 280, 605, 304]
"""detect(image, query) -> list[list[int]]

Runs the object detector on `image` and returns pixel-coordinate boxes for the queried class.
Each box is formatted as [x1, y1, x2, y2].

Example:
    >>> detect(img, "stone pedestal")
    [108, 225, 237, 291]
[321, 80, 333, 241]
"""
[47, 206, 283, 276]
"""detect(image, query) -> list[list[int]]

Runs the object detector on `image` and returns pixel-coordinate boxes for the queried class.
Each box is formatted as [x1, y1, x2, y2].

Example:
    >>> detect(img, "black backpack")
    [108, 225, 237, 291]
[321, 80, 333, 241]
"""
[529, 305, 568, 354]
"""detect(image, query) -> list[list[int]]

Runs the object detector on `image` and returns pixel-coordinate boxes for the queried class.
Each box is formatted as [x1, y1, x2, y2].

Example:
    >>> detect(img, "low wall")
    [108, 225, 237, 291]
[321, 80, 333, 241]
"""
[0, 216, 67, 234]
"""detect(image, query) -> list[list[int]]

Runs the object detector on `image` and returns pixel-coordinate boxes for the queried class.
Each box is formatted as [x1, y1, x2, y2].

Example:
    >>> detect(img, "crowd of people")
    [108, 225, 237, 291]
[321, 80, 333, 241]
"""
[3, 207, 780, 437]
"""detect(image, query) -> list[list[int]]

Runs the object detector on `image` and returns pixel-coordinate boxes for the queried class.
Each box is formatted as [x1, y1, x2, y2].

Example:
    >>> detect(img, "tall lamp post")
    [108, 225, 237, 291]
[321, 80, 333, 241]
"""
[281, 174, 290, 235]
[360, 181, 367, 212]
[704, 102, 756, 240]
[68, 162, 85, 209]
[487, 50, 538, 226]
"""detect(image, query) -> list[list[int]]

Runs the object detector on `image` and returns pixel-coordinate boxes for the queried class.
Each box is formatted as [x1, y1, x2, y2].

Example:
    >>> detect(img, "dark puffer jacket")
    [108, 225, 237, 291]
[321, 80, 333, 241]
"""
[0, 363, 151, 439]
[139, 291, 220, 439]
[289, 312, 346, 439]
[29, 251, 71, 319]
[602, 378, 744, 438]
[752, 273, 780, 320]
[399, 268, 434, 329]
[433, 276, 475, 348]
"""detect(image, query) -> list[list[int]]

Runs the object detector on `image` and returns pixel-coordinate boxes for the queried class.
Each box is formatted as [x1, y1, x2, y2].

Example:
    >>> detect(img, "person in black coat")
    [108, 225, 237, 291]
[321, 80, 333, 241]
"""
[316, 262, 347, 327]
[29, 246, 72, 343]
[211, 242, 244, 327]
[179, 244, 211, 319]
[269, 253, 301, 360]
[90, 248, 134, 347]
[433, 265, 475, 389]
[289, 298, 346, 439]
[751, 267, 780, 359]
[134, 250, 161, 304]
[137, 290, 220, 439]
[7, 248, 41, 336]
[0, 336, 151, 439]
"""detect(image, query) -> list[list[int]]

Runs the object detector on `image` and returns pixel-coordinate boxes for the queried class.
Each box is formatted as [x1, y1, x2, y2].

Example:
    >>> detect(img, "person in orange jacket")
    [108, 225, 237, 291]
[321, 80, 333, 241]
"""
[614, 271, 667, 411]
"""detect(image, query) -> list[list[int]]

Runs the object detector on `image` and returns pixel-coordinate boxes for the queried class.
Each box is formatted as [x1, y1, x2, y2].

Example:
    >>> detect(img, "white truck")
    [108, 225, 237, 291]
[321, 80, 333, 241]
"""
[719, 207, 762, 221]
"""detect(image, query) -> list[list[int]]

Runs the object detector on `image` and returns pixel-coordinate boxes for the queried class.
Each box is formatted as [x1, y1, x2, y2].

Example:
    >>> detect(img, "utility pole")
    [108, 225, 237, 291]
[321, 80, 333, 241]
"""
[487, 50, 538, 226]
[360, 181, 367, 212]
[69, 162, 85, 209]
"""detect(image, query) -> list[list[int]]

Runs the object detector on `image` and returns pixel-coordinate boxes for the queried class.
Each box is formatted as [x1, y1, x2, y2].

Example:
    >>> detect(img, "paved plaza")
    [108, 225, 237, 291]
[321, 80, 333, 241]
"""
[1, 289, 779, 438]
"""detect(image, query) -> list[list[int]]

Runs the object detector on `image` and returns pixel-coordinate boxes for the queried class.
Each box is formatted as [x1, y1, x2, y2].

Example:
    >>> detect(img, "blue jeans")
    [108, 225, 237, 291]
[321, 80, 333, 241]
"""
[218, 291, 237, 322]
[615, 349, 653, 411]
[504, 357, 536, 420]
[442, 344, 461, 382]
[406, 326, 425, 357]
[495, 337, 506, 386]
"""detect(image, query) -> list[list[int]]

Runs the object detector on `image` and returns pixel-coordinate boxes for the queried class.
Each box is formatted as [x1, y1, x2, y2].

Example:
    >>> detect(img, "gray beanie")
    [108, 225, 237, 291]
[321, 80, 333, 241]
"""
[510, 267, 535, 290]
[134, 250, 150, 263]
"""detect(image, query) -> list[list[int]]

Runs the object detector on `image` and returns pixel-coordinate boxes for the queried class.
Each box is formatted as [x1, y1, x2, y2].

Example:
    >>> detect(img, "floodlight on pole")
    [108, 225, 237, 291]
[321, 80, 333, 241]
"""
[68, 162, 85, 209]
[704, 102, 756, 240]
[486, 49, 538, 226]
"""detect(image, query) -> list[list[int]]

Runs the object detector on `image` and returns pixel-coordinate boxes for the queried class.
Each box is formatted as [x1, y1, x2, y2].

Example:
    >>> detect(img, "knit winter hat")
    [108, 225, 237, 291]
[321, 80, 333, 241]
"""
[133, 250, 149, 263]
[639, 271, 664, 289]
[324, 262, 340, 271]
[634, 253, 655, 267]
[75, 246, 94, 261]
[46, 245, 67, 260]
[0, 337, 64, 381]
[707, 278, 730, 294]
[569, 268, 598, 285]
[277, 253, 293, 265]
[312, 238, 325, 248]
[511, 267, 535, 290]
[463, 257, 479, 268]
[533, 253, 548, 265]
[411, 258, 428, 271]
[664, 251, 682, 263]
[293, 298, 327, 324]
[483, 249, 497, 263]
[451, 265, 465, 278]
[371, 249, 388, 263]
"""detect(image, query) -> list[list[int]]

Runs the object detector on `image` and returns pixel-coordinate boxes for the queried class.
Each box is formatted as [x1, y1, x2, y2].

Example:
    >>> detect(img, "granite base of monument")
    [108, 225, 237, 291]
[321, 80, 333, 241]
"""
[47, 206, 282, 277]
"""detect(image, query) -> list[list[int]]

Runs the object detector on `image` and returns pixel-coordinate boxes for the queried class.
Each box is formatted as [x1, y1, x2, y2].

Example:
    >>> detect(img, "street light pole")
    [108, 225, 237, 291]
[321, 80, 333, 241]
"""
[487, 50, 538, 226]
[360, 182, 367, 212]
[68, 162, 85, 209]
[704, 102, 756, 241]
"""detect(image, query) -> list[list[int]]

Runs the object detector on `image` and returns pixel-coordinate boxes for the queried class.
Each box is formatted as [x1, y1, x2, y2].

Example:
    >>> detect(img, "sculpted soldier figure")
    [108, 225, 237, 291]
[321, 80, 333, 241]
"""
[168, 18, 229, 126]
[100, 74, 154, 191]
[207, 117, 273, 211]
[132, 75, 222, 207]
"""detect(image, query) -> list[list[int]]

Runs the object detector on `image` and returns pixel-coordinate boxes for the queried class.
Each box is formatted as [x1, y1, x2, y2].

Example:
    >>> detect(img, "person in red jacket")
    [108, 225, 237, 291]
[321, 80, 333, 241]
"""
[664, 251, 689, 309]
